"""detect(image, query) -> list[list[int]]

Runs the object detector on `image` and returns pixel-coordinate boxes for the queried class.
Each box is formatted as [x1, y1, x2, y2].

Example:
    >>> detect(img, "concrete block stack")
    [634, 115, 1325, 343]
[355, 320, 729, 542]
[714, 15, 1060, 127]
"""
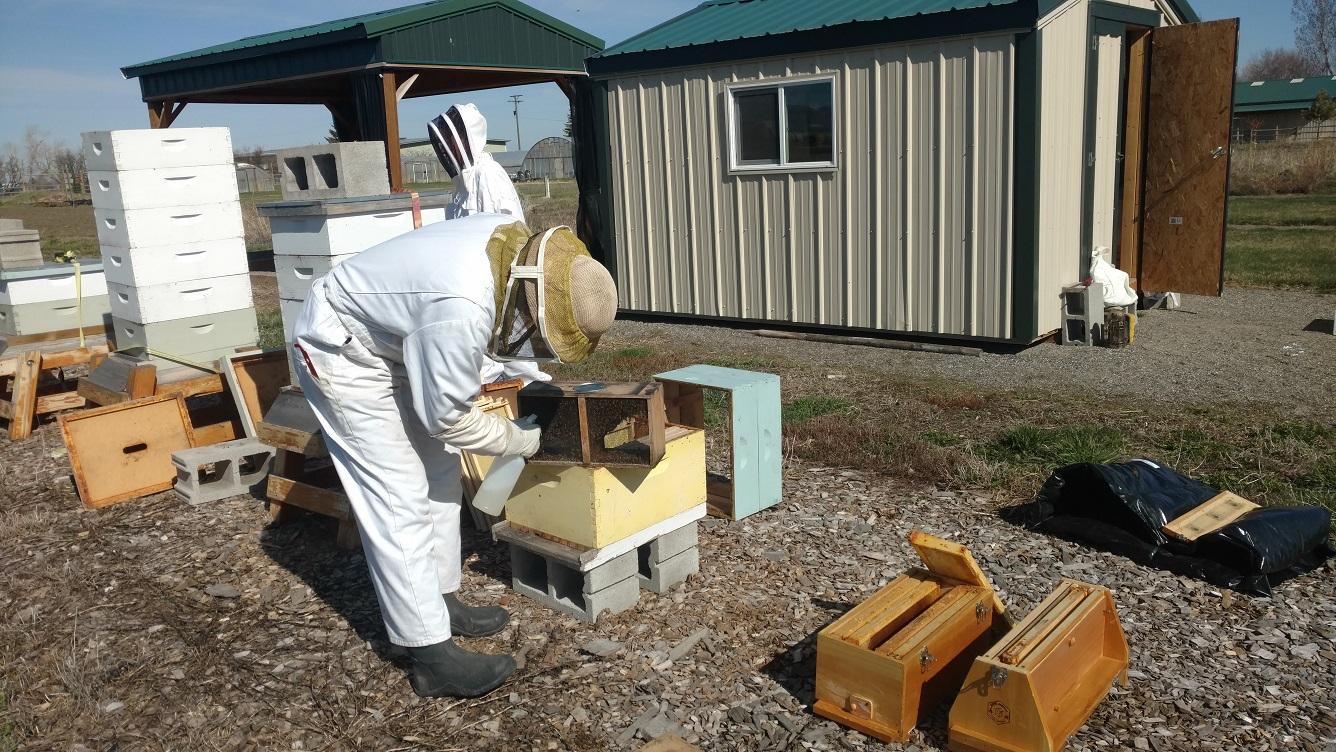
[258, 142, 451, 374]
[83, 128, 257, 364]
[0, 218, 44, 270]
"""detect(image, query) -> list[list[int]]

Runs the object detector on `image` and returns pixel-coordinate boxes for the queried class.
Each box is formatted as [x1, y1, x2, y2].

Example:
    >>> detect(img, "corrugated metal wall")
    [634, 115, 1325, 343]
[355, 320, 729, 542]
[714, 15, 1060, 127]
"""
[602, 34, 1016, 339]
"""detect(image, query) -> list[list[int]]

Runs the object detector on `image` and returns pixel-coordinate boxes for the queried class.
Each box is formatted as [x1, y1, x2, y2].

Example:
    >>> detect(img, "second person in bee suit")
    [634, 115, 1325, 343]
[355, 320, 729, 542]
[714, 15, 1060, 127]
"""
[291, 214, 617, 698]
[429, 103, 526, 222]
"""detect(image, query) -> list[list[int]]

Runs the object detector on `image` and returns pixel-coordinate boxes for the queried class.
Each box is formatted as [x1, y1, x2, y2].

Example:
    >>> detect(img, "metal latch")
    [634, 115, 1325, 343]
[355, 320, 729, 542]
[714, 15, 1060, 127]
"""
[988, 666, 1010, 688]
[919, 648, 936, 671]
[976, 602, 989, 622]
[1211, 146, 1226, 159]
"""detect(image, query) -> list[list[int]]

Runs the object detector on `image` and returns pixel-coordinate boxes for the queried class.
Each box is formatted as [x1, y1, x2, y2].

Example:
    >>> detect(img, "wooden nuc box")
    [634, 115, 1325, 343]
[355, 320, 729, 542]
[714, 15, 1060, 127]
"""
[519, 381, 666, 467]
[948, 580, 1129, 752]
[814, 532, 1010, 743]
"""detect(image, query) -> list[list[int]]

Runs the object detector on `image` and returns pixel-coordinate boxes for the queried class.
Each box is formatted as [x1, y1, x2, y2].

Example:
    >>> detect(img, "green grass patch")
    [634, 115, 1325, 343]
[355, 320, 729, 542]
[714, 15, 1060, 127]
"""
[257, 311, 285, 352]
[1226, 227, 1336, 292]
[920, 431, 964, 448]
[983, 425, 1128, 468]
[1228, 195, 1336, 226]
[783, 395, 853, 424]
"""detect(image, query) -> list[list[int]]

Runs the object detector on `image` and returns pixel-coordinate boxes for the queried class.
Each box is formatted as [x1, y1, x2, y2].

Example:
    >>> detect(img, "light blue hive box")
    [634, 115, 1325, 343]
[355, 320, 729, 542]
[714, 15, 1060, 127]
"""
[653, 364, 781, 520]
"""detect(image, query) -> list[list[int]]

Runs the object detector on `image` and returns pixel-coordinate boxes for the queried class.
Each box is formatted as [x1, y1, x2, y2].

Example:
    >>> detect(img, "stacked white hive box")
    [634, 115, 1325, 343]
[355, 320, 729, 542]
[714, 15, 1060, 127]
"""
[0, 259, 111, 338]
[259, 189, 452, 357]
[83, 128, 257, 364]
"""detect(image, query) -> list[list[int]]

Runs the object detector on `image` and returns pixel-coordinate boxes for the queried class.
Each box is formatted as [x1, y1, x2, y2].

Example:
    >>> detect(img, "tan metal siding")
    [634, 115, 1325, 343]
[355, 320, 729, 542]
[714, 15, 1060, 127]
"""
[604, 34, 1015, 338]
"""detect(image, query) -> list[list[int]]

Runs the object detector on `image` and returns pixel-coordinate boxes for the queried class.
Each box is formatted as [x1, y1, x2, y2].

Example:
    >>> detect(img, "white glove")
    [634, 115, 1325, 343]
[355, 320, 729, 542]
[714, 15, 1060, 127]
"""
[437, 407, 542, 458]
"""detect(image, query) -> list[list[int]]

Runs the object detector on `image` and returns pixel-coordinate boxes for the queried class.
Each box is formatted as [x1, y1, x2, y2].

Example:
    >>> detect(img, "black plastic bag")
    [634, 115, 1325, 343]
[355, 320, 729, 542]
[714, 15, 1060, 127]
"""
[1002, 460, 1334, 595]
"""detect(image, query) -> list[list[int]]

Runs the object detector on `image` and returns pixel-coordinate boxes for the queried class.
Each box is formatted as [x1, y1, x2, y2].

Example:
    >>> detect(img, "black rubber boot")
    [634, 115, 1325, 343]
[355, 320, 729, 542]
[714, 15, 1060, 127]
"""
[444, 592, 510, 637]
[407, 639, 516, 698]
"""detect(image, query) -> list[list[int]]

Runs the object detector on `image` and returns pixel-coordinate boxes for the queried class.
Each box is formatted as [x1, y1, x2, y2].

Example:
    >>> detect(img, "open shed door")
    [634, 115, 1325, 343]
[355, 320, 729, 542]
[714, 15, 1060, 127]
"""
[1138, 19, 1238, 297]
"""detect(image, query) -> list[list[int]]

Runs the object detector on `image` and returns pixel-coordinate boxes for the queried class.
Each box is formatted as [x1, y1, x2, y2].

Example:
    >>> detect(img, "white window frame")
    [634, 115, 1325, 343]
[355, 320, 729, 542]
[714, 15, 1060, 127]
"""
[726, 74, 838, 174]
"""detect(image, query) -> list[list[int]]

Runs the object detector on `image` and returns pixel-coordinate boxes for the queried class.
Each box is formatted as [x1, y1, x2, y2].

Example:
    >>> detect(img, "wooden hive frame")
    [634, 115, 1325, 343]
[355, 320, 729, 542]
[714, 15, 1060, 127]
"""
[814, 532, 1010, 743]
[60, 394, 196, 508]
[948, 579, 1129, 752]
[519, 380, 666, 468]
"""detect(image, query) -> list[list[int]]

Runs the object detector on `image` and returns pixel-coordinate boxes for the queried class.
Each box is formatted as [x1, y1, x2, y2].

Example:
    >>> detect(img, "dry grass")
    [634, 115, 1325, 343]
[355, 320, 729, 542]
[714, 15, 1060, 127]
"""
[242, 202, 271, 251]
[1230, 139, 1336, 195]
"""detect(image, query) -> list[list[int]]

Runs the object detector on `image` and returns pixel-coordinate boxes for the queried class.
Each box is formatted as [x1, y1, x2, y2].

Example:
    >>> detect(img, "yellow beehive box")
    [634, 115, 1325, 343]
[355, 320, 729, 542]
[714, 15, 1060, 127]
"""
[505, 425, 705, 549]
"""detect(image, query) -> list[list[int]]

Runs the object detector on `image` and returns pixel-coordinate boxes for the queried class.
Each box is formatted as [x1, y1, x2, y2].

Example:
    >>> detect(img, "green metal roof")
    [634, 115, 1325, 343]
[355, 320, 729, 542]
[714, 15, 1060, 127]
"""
[598, 0, 1022, 58]
[1233, 76, 1336, 114]
[124, 0, 602, 76]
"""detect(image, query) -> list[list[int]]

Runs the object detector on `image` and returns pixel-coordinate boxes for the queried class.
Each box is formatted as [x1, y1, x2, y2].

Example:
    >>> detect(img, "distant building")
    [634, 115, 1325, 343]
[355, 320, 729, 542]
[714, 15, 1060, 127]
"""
[400, 136, 510, 182]
[1233, 76, 1336, 142]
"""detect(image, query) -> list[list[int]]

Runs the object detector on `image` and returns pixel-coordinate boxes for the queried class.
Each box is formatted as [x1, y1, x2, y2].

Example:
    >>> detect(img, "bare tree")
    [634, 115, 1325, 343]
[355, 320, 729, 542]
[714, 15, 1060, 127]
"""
[50, 147, 87, 193]
[1294, 0, 1336, 74]
[1, 144, 21, 188]
[22, 126, 52, 180]
[1239, 48, 1326, 80]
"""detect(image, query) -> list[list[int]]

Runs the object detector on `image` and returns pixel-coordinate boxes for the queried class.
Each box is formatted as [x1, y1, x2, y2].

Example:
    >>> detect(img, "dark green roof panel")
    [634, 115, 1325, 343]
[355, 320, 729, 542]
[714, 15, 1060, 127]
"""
[1233, 76, 1336, 113]
[599, 0, 1023, 58]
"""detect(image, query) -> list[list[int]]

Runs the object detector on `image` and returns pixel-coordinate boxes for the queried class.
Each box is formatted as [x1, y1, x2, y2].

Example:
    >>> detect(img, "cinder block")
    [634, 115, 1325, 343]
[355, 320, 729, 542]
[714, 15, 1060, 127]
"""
[89, 164, 240, 211]
[0, 219, 23, 231]
[275, 142, 389, 200]
[173, 438, 275, 505]
[637, 545, 699, 594]
[100, 237, 248, 288]
[0, 230, 43, 269]
[275, 253, 356, 300]
[0, 296, 110, 336]
[642, 521, 698, 564]
[82, 128, 233, 172]
[509, 544, 641, 623]
[110, 309, 258, 358]
[93, 202, 243, 249]
[0, 263, 107, 305]
[108, 273, 253, 324]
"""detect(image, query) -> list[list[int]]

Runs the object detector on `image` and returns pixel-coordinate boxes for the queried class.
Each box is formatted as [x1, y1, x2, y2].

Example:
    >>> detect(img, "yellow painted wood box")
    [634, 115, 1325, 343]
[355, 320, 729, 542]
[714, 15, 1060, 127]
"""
[504, 425, 705, 549]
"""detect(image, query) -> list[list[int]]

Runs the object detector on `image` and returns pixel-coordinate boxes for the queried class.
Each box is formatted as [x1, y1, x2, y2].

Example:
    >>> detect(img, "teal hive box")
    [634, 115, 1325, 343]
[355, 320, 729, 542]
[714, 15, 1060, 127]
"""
[654, 364, 781, 520]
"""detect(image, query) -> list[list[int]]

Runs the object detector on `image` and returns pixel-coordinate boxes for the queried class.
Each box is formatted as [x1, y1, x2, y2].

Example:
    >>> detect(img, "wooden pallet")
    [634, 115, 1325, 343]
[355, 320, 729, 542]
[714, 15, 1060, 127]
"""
[0, 335, 110, 440]
[1163, 491, 1259, 542]
[78, 352, 241, 446]
[814, 532, 1010, 744]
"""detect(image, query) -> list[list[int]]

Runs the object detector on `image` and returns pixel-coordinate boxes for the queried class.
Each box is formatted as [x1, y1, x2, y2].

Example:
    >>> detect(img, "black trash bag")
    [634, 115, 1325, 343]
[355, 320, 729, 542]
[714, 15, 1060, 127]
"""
[1001, 460, 1334, 595]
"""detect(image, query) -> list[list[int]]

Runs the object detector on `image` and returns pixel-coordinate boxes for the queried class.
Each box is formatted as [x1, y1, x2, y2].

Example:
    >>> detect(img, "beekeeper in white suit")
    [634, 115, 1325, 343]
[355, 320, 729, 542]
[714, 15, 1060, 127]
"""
[429, 103, 526, 221]
[291, 214, 617, 698]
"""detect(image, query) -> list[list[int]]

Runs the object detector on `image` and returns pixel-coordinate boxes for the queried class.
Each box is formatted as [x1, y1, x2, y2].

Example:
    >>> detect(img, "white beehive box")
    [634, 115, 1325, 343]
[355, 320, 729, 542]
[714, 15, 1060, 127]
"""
[89, 164, 240, 211]
[108, 274, 253, 324]
[280, 298, 304, 344]
[0, 265, 108, 305]
[270, 207, 445, 255]
[274, 253, 356, 300]
[111, 309, 258, 362]
[94, 202, 243, 249]
[101, 237, 249, 288]
[82, 128, 233, 172]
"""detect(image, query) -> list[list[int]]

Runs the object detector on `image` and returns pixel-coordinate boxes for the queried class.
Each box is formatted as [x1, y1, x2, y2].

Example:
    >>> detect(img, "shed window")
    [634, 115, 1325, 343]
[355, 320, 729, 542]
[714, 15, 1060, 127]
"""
[729, 78, 836, 170]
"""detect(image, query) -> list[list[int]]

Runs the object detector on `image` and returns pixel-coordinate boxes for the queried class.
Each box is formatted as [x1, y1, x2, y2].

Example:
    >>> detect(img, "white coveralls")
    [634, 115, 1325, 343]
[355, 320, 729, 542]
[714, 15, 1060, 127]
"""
[292, 213, 534, 647]
[429, 103, 527, 222]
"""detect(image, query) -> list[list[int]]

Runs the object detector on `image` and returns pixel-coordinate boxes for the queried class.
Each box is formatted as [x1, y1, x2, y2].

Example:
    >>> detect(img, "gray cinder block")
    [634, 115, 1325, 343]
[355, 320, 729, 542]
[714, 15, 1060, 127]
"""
[637, 545, 699, 594]
[173, 438, 275, 506]
[0, 219, 23, 232]
[509, 544, 641, 623]
[274, 142, 389, 200]
[642, 521, 698, 564]
[0, 230, 43, 270]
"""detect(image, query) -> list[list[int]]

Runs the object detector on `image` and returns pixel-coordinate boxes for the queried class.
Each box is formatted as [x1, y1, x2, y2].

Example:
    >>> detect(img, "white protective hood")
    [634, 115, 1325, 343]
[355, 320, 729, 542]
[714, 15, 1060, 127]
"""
[429, 104, 526, 222]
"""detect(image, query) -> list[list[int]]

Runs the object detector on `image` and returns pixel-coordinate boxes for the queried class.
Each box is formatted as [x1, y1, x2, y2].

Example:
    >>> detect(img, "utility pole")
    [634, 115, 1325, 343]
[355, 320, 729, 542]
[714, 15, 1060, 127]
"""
[508, 94, 525, 151]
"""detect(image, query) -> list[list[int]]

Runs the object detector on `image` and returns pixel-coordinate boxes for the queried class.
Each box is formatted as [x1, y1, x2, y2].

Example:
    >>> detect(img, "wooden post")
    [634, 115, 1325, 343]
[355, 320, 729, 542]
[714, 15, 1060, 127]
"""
[148, 101, 168, 128]
[381, 71, 403, 193]
[7, 352, 41, 440]
[1119, 29, 1151, 286]
[126, 363, 158, 399]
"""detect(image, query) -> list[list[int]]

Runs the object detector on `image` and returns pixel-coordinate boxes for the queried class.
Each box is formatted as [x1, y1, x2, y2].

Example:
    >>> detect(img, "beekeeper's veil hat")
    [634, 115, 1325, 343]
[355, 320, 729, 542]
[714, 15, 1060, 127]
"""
[485, 223, 616, 364]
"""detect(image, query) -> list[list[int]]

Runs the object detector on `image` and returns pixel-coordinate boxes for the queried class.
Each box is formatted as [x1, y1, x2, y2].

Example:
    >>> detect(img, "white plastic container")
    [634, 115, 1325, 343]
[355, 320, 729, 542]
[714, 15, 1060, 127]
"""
[94, 202, 243, 249]
[0, 267, 107, 305]
[82, 128, 234, 171]
[275, 253, 357, 300]
[108, 273, 253, 324]
[89, 165, 240, 211]
[472, 455, 525, 517]
[101, 237, 249, 288]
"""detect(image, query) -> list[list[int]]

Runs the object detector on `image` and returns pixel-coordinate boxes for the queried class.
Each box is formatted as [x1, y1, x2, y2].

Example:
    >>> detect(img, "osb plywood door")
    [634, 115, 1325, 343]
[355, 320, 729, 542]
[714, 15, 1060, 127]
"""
[1139, 19, 1239, 296]
[61, 395, 195, 508]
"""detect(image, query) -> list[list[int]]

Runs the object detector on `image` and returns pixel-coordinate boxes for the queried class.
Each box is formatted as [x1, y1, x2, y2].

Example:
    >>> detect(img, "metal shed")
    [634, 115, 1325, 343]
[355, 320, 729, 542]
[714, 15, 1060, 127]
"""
[119, 0, 603, 193]
[522, 137, 575, 179]
[584, 0, 1235, 344]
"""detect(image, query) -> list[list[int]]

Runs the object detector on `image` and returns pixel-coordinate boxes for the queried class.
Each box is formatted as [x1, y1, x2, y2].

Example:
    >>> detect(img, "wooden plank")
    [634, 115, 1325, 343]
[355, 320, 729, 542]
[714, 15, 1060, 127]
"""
[220, 350, 290, 438]
[192, 420, 238, 446]
[837, 578, 942, 650]
[35, 392, 85, 415]
[381, 71, 404, 193]
[877, 586, 986, 660]
[1, 325, 107, 347]
[37, 344, 110, 370]
[7, 352, 40, 440]
[60, 395, 195, 508]
[1138, 19, 1239, 296]
[126, 363, 157, 400]
[77, 377, 125, 407]
[266, 475, 352, 519]
[1118, 29, 1151, 285]
[1163, 491, 1259, 542]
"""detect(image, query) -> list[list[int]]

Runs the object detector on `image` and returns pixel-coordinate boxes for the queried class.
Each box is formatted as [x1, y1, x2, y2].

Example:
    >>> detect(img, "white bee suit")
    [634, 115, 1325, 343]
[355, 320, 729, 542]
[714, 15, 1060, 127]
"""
[292, 214, 540, 647]
[429, 104, 526, 223]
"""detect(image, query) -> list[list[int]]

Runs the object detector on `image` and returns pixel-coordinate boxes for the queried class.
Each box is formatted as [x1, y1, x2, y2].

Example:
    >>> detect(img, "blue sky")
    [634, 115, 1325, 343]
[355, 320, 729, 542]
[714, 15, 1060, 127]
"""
[0, 0, 1299, 155]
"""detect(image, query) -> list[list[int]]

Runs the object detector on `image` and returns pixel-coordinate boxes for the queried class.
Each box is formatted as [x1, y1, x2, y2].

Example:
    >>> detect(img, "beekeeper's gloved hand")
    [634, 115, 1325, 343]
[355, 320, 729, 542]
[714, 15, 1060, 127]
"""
[438, 408, 540, 457]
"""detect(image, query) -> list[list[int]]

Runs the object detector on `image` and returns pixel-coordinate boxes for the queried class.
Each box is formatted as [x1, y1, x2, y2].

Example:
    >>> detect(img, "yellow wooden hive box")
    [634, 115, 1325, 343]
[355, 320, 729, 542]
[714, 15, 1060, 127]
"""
[504, 425, 705, 549]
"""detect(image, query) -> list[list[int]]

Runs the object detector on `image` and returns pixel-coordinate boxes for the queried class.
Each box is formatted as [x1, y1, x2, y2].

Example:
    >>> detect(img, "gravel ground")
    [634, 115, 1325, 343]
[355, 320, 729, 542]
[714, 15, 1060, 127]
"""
[2, 421, 1334, 751]
[611, 288, 1336, 412]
